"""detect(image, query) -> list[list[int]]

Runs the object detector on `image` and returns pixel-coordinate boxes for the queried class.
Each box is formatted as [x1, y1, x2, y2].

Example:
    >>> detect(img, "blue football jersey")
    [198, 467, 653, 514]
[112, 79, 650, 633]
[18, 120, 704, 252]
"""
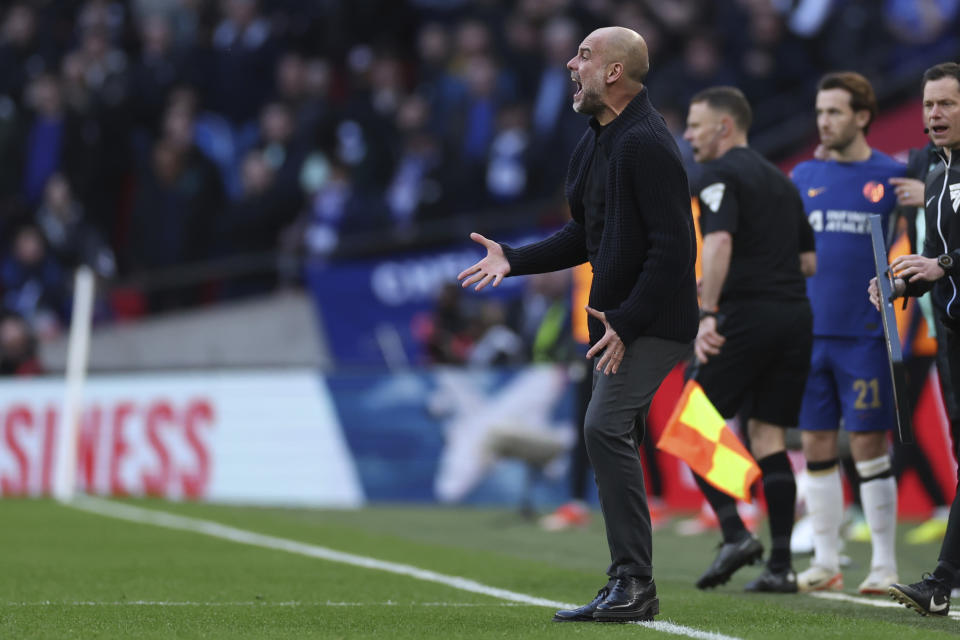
[792, 151, 906, 337]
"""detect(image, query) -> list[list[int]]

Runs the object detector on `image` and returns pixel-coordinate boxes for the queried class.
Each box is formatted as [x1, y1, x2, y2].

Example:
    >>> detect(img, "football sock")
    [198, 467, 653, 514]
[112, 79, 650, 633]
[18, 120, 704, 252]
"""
[805, 458, 842, 572]
[759, 452, 796, 571]
[694, 472, 748, 543]
[857, 455, 897, 572]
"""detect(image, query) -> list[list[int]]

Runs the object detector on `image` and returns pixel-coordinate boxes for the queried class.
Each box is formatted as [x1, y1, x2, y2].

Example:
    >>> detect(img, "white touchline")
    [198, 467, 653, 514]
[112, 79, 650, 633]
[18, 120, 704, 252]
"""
[18, 602, 565, 608]
[64, 496, 743, 640]
[810, 591, 960, 620]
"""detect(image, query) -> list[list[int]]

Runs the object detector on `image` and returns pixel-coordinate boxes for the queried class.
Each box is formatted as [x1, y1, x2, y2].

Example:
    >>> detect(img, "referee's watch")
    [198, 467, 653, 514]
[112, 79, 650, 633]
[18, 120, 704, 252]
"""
[938, 253, 955, 274]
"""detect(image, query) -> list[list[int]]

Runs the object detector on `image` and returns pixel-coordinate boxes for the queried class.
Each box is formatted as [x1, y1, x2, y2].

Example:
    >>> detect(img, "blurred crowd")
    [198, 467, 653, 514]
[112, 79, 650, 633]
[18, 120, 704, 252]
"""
[0, 0, 958, 374]
[422, 271, 577, 367]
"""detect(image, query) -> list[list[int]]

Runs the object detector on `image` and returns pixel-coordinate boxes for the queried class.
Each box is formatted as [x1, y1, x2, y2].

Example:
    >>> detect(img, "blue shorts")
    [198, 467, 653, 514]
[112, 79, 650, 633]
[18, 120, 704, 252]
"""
[798, 336, 895, 433]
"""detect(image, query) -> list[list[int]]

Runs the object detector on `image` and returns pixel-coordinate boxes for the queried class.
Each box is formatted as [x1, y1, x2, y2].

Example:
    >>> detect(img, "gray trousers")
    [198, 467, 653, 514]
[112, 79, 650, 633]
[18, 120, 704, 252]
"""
[584, 335, 691, 579]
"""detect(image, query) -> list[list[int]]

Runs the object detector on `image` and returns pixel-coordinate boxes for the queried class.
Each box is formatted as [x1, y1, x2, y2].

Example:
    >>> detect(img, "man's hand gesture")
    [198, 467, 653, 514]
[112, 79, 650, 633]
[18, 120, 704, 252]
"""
[457, 233, 510, 291]
[694, 316, 725, 364]
[584, 306, 625, 375]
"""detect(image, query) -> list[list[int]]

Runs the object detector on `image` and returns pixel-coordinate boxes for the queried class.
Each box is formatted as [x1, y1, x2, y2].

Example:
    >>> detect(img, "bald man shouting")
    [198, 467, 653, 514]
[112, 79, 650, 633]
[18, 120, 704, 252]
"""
[458, 27, 698, 623]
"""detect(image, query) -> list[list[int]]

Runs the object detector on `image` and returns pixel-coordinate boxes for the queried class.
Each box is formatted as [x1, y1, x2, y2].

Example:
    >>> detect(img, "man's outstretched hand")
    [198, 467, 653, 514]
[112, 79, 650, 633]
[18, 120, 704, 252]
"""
[457, 233, 510, 291]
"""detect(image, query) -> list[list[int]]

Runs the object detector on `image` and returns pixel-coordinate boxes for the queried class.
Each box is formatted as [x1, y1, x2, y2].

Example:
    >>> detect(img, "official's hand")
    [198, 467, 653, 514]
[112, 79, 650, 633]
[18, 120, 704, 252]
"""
[694, 315, 725, 364]
[889, 177, 925, 208]
[890, 253, 944, 283]
[584, 306, 625, 375]
[457, 233, 510, 291]
[868, 276, 906, 311]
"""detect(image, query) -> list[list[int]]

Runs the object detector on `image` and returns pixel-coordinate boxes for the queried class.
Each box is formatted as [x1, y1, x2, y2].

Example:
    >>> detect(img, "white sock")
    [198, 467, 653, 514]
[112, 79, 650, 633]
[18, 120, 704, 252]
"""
[857, 455, 898, 573]
[806, 465, 843, 571]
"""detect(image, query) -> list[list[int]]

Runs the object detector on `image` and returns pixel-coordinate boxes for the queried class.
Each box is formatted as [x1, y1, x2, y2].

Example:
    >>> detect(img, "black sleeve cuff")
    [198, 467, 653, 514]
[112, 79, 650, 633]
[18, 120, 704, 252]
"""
[948, 250, 960, 278]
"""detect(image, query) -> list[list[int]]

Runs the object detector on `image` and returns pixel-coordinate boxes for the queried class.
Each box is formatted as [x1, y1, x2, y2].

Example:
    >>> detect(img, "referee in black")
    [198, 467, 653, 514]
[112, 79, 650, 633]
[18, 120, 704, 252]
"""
[871, 61, 960, 617]
[458, 26, 697, 622]
[683, 86, 816, 593]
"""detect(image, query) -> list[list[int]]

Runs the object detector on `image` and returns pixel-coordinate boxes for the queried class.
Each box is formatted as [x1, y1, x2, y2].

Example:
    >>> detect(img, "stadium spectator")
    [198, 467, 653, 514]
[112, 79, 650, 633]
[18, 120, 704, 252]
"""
[22, 74, 75, 207]
[126, 101, 224, 305]
[466, 300, 525, 367]
[385, 94, 449, 237]
[0, 3, 56, 103]
[205, 0, 277, 128]
[1, 224, 68, 336]
[301, 158, 388, 258]
[423, 282, 473, 365]
[253, 101, 306, 213]
[128, 13, 186, 131]
[0, 311, 43, 375]
[528, 16, 587, 198]
[35, 172, 116, 279]
[485, 102, 531, 205]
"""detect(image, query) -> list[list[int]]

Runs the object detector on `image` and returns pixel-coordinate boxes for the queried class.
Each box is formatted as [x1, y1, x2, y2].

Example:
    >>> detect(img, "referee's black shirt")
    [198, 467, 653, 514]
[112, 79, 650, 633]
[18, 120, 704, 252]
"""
[694, 146, 814, 304]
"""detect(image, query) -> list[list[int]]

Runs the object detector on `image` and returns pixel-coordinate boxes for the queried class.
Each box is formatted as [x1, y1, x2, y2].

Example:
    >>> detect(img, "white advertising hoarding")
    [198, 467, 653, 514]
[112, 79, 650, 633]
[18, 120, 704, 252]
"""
[0, 370, 364, 506]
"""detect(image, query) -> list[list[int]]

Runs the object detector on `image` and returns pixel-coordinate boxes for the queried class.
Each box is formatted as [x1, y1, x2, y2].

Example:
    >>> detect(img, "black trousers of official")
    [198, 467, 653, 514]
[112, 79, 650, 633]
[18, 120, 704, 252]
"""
[584, 335, 690, 579]
[938, 327, 960, 578]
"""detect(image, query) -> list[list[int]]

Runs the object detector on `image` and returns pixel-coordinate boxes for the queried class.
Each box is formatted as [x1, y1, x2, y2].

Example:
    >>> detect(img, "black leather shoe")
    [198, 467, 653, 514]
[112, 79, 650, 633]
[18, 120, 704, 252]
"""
[593, 576, 659, 622]
[744, 566, 798, 593]
[696, 534, 764, 589]
[552, 583, 611, 622]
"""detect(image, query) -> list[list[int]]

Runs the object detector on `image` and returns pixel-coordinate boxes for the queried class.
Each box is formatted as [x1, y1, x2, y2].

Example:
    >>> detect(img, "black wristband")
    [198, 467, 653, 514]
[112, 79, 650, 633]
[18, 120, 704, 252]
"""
[699, 308, 718, 320]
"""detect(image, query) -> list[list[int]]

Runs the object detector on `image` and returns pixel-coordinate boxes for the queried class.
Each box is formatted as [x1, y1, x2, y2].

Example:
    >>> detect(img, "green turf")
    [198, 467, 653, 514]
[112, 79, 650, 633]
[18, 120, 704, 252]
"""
[0, 498, 956, 638]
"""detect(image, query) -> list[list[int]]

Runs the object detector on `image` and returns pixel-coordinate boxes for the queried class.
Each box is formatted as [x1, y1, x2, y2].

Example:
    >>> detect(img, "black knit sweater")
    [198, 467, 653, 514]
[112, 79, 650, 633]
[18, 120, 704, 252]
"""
[502, 89, 698, 347]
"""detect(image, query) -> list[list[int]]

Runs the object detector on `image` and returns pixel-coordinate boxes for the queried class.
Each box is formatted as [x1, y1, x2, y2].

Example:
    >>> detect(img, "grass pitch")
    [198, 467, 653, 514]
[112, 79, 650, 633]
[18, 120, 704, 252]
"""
[0, 498, 956, 639]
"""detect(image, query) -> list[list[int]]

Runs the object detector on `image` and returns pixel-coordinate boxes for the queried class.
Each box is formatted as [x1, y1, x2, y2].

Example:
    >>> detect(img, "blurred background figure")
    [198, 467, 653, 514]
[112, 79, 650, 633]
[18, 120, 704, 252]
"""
[0, 310, 43, 375]
[2, 224, 67, 337]
[35, 172, 115, 279]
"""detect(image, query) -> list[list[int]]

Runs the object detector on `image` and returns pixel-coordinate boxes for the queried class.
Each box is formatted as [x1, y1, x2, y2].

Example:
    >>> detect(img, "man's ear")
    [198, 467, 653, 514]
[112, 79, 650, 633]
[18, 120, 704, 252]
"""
[719, 114, 735, 135]
[855, 109, 871, 130]
[605, 62, 624, 84]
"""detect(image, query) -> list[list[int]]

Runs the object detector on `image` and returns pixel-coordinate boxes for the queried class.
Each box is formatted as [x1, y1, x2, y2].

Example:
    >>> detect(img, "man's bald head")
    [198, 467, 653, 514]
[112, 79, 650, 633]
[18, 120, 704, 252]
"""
[590, 26, 649, 84]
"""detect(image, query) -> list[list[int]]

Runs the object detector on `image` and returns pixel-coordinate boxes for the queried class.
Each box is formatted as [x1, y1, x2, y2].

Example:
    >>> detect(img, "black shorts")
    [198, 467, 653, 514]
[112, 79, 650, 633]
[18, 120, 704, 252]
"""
[697, 299, 812, 426]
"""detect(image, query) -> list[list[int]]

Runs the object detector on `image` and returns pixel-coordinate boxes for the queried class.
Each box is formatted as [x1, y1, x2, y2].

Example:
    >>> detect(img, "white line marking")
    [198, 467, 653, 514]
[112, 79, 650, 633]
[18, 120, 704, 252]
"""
[2, 601, 527, 607]
[810, 591, 960, 620]
[64, 496, 743, 640]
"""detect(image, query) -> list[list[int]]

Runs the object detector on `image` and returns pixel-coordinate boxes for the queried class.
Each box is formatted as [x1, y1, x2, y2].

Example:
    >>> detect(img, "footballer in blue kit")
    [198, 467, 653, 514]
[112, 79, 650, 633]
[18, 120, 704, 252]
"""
[794, 150, 905, 433]
[792, 72, 904, 596]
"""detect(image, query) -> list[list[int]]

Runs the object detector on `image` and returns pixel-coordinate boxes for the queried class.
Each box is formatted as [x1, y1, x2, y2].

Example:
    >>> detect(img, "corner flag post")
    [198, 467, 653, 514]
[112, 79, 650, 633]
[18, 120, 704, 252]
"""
[52, 266, 96, 502]
[868, 214, 914, 444]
